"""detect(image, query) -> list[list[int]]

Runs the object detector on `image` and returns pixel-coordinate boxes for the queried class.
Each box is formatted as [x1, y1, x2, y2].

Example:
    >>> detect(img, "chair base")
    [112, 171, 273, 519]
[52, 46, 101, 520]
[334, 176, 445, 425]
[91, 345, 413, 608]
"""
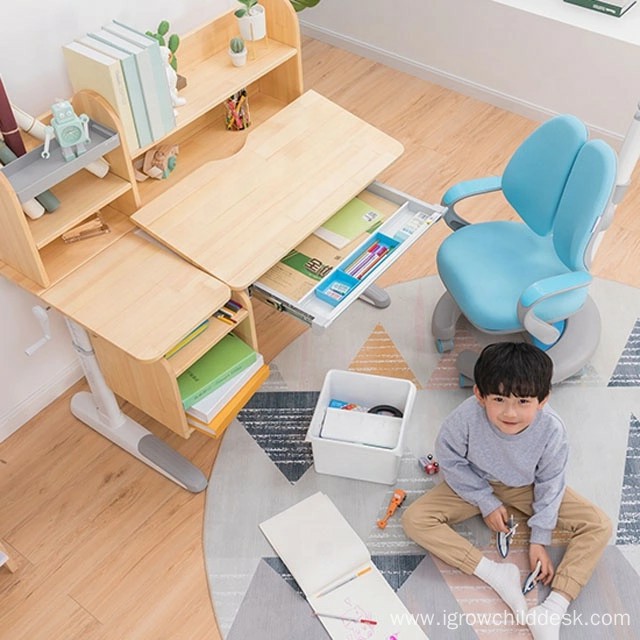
[432, 292, 601, 385]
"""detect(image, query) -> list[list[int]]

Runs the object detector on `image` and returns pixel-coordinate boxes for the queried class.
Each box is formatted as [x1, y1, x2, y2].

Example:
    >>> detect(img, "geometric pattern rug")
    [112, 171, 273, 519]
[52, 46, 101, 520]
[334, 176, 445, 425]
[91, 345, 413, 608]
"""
[204, 276, 640, 639]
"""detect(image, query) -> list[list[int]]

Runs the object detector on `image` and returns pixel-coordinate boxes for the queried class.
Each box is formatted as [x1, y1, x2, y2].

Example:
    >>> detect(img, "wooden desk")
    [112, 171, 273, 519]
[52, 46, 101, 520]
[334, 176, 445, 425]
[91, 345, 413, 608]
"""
[133, 91, 404, 289]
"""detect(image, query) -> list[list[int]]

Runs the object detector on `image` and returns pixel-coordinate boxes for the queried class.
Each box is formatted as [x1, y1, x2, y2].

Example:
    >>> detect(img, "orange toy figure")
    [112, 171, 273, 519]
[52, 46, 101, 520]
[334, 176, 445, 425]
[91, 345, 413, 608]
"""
[377, 489, 407, 529]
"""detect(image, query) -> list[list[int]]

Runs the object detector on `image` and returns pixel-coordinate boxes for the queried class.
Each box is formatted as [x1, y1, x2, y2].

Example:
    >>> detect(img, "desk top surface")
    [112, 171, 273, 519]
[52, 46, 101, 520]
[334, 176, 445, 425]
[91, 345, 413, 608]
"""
[132, 90, 404, 289]
[41, 232, 230, 361]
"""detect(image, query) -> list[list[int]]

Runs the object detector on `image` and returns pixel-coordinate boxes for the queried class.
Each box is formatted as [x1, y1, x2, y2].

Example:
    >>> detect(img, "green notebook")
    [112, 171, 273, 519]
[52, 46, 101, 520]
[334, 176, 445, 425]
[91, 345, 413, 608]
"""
[313, 197, 384, 249]
[177, 333, 257, 409]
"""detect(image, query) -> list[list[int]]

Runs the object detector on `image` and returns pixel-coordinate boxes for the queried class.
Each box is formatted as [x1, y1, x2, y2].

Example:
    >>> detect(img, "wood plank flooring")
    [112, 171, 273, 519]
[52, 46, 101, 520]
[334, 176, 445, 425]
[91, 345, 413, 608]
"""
[2, 35, 640, 639]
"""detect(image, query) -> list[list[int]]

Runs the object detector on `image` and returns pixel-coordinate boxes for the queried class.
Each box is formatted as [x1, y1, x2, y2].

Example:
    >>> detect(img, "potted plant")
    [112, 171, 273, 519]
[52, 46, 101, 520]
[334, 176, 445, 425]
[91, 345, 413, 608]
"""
[235, 0, 267, 41]
[147, 20, 187, 90]
[228, 37, 247, 67]
[289, 0, 322, 10]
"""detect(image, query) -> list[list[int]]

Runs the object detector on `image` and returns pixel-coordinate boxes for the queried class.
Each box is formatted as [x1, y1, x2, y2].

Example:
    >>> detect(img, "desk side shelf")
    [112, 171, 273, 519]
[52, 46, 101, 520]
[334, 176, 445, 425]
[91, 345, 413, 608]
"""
[91, 290, 260, 437]
[0, 91, 140, 289]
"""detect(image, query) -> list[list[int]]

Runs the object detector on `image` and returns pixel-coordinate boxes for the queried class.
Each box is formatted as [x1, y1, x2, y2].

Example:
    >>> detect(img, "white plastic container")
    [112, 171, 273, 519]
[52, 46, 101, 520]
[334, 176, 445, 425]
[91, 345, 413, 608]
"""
[306, 369, 416, 484]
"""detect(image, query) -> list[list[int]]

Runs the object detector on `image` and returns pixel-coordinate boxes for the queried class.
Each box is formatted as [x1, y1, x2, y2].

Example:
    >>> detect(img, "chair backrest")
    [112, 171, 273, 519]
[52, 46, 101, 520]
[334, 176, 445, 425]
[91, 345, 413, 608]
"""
[502, 115, 588, 236]
[552, 139, 617, 271]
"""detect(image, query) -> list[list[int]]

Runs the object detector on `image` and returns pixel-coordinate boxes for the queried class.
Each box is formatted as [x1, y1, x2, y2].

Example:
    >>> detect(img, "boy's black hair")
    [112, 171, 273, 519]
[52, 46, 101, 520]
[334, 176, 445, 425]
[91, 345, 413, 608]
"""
[473, 342, 553, 401]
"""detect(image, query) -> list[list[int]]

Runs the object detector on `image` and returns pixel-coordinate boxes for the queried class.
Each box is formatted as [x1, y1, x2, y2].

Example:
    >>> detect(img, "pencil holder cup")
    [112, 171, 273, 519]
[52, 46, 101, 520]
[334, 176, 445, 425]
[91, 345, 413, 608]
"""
[225, 90, 251, 131]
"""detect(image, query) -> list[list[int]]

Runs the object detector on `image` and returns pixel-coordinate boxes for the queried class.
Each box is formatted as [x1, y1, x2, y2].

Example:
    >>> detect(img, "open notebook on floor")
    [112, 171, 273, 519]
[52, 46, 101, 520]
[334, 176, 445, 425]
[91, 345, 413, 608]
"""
[260, 492, 428, 639]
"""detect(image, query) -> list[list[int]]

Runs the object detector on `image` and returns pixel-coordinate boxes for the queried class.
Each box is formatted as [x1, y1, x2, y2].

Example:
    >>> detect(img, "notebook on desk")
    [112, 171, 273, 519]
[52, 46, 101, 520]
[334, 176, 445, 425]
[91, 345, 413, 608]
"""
[259, 492, 429, 639]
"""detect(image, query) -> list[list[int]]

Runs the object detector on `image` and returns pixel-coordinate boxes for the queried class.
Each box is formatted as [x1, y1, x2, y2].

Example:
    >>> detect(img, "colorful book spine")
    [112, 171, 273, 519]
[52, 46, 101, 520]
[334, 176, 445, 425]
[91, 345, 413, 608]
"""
[165, 319, 209, 358]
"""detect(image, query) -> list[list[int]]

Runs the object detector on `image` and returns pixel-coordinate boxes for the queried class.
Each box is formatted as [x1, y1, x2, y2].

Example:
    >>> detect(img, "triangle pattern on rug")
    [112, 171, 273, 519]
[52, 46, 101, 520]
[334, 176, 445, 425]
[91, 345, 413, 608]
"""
[617, 413, 640, 545]
[263, 556, 305, 597]
[236, 391, 319, 483]
[371, 553, 425, 592]
[348, 322, 421, 387]
[609, 318, 640, 387]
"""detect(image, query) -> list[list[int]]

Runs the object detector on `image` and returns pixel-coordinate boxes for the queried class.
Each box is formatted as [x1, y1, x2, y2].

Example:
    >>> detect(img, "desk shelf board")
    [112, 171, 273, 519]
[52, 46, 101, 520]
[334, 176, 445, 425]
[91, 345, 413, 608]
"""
[136, 91, 285, 207]
[30, 172, 132, 248]
[167, 307, 251, 376]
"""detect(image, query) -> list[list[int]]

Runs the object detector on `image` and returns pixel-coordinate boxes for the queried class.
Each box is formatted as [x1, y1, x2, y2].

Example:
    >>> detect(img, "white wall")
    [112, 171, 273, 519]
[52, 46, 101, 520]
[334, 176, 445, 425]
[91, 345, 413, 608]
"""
[0, 0, 233, 441]
[300, 0, 640, 140]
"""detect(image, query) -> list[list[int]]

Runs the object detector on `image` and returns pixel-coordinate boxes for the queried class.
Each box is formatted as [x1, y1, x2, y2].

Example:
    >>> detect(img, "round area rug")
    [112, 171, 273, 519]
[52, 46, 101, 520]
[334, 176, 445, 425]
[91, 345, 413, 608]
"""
[204, 276, 640, 639]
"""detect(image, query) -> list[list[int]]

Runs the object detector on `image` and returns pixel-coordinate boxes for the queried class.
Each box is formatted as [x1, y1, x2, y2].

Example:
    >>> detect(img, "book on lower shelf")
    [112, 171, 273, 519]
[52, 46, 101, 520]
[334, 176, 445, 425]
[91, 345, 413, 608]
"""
[177, 333, 257, 409]
[563, 0, 636, 16]
[186, 354, 265, 424]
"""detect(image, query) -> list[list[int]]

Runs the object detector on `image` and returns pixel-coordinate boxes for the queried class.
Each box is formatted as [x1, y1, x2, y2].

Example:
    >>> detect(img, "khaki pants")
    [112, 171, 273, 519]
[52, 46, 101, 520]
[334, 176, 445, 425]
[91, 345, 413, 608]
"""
[401, 481, 612, 600]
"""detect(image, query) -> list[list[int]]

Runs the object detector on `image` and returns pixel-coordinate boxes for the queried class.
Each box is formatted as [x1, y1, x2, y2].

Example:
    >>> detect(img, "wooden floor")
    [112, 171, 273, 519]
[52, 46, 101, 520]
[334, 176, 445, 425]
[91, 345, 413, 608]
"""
[2, 36, 640, 640]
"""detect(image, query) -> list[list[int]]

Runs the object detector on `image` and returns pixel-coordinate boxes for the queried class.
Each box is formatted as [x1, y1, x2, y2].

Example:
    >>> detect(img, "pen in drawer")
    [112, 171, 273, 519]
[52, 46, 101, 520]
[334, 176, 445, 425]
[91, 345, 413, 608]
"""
[213, 311, 236, 325]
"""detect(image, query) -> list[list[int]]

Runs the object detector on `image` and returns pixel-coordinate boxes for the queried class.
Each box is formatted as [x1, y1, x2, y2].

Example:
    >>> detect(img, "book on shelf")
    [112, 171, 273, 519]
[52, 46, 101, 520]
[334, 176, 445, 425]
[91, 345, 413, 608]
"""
[103, 21, 176, 136]
[62, 41, 140, 152]
[177, 333, 257, 409]
[313, 197, 384, 249]
[165, 319, 209, 358]
[77, 35, 153, 148]
[186, 354, 265, 424]
[563, 0, 636, 16]
[89, 27, 168, 141]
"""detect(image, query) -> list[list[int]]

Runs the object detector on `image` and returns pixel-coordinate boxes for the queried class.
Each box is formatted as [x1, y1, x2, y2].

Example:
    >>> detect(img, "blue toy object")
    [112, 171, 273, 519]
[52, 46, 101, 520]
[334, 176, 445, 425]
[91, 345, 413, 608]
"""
[431, 113, 626, 383]
[41, 99, 90, 162]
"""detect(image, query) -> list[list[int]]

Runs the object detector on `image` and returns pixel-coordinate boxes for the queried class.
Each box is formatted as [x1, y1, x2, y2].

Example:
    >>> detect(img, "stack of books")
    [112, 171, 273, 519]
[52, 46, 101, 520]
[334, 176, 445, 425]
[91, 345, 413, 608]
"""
[563, 0, 636, 17]
[186, 354, 265, 437]
[62, 20, 176, 153]
[178, 333, 258, 411]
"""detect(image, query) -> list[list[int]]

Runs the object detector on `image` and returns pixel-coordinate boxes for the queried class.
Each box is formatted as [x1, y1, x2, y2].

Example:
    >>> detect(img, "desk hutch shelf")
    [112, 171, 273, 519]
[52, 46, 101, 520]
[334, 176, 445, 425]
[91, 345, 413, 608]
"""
[0, 0, 302, 440]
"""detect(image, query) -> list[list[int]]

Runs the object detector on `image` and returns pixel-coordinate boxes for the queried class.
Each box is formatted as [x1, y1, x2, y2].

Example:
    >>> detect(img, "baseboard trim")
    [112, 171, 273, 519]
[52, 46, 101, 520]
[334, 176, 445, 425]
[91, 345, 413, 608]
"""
[300, 22, 623, 145]
[0, 361, 83, 442]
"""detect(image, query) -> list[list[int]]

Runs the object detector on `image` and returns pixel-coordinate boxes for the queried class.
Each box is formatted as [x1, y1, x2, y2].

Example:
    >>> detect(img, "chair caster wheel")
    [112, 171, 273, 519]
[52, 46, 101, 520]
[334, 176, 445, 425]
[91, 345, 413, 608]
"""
[436, 338, 454, 353]
[459, 373, 474, 388]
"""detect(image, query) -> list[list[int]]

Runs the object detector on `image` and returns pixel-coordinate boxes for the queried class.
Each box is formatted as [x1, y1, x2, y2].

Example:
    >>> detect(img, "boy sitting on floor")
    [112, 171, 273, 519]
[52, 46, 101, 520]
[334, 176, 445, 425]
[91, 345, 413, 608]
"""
[402, 342, 611, 639]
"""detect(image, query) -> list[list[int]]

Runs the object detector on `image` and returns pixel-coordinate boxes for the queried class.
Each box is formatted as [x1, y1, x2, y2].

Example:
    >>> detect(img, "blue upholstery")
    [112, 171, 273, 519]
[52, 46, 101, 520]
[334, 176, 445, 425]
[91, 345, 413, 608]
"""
[436, 115, 617, 341]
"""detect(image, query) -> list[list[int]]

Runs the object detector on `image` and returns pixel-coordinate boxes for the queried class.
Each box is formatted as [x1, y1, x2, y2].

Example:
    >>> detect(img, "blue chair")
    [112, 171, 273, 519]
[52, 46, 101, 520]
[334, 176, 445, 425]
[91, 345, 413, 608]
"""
[432, 115, 618, 383]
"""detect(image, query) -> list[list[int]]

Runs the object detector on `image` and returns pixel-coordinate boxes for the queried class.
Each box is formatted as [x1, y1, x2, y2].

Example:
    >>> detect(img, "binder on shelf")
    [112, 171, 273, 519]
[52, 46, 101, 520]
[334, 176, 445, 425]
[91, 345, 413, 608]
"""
[103, 21, 176, 136]
[563, 0, 636, 16]
[177, 333, 257, 409]
[62, 41, 139, 152]
[77, 35, 153, 148]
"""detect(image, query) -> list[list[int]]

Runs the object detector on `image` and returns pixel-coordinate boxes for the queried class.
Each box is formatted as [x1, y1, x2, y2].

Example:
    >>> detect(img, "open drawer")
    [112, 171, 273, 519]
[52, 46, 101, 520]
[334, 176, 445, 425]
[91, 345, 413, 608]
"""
[252, 182, 444, 328]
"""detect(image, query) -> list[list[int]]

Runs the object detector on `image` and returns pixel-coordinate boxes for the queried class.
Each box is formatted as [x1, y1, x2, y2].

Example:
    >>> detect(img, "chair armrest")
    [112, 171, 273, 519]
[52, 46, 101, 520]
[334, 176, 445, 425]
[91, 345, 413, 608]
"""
[441, 176, 502, 231]
[518, 272, 593, 345]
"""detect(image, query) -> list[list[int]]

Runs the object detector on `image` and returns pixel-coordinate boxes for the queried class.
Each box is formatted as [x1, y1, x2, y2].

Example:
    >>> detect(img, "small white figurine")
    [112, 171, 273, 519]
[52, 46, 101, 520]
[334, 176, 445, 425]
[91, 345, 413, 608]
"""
[160, 45, 186, 115]
[41, 99, 90, 161]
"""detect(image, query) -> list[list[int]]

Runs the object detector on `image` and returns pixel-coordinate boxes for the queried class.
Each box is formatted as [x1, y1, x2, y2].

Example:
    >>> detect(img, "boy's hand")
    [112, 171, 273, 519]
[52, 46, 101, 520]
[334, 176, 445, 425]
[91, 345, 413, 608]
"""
[483, 505, 510, 533]
[529, 543, 554, 585]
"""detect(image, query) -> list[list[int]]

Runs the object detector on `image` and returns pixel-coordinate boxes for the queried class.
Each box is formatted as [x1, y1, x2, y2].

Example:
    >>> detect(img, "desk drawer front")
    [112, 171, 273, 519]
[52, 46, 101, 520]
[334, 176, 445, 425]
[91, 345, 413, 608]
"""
[253, 182, 444, 328]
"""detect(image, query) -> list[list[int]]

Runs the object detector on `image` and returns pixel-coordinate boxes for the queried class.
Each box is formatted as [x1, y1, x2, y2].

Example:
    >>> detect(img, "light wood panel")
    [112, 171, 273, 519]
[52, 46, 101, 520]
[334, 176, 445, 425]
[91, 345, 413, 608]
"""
[2, 34, 640, 640]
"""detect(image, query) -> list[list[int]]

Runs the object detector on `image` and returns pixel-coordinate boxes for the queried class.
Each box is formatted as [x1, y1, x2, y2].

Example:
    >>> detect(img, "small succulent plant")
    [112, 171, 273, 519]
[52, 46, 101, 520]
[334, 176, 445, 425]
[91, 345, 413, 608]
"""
[147, 20, 181, 71]
[230, 37, 246, 54]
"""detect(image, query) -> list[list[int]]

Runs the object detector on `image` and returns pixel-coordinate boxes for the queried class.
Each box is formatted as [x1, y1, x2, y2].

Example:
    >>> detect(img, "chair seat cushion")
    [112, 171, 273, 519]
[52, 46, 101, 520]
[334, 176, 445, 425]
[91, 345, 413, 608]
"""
[437, 221, 589, 332]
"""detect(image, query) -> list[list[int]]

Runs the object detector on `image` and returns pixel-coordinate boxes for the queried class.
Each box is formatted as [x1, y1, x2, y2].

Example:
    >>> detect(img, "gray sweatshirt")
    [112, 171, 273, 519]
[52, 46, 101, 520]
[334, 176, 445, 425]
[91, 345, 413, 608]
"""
[435, 396, 568, 545]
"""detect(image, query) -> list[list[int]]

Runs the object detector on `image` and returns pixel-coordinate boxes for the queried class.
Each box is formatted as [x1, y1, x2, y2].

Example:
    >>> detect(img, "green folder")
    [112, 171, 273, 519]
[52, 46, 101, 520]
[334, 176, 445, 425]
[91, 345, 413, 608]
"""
[177, 333, 257, 409]
[313, 197, 384, 249]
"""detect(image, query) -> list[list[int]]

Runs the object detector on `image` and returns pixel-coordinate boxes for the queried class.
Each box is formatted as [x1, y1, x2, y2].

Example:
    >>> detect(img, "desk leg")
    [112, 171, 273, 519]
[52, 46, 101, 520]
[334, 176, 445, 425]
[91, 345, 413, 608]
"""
[358, 283, 391, 309]
[64, 319, 208, 493]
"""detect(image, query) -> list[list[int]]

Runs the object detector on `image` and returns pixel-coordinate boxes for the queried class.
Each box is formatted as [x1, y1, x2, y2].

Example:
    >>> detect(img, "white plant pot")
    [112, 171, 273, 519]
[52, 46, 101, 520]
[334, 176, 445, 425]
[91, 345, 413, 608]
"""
[237, 4, 267, 41]
[229, 48, 248, 67]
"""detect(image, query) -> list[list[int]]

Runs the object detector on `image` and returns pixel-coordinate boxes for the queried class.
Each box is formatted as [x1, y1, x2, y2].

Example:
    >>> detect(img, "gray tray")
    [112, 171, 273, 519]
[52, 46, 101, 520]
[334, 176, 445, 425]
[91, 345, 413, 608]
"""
[0, 120, 120, 203]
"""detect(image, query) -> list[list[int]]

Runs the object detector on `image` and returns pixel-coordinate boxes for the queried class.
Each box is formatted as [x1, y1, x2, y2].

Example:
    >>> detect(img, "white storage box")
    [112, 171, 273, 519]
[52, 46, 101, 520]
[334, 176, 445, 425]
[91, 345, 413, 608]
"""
[306, 369, 416, 484]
